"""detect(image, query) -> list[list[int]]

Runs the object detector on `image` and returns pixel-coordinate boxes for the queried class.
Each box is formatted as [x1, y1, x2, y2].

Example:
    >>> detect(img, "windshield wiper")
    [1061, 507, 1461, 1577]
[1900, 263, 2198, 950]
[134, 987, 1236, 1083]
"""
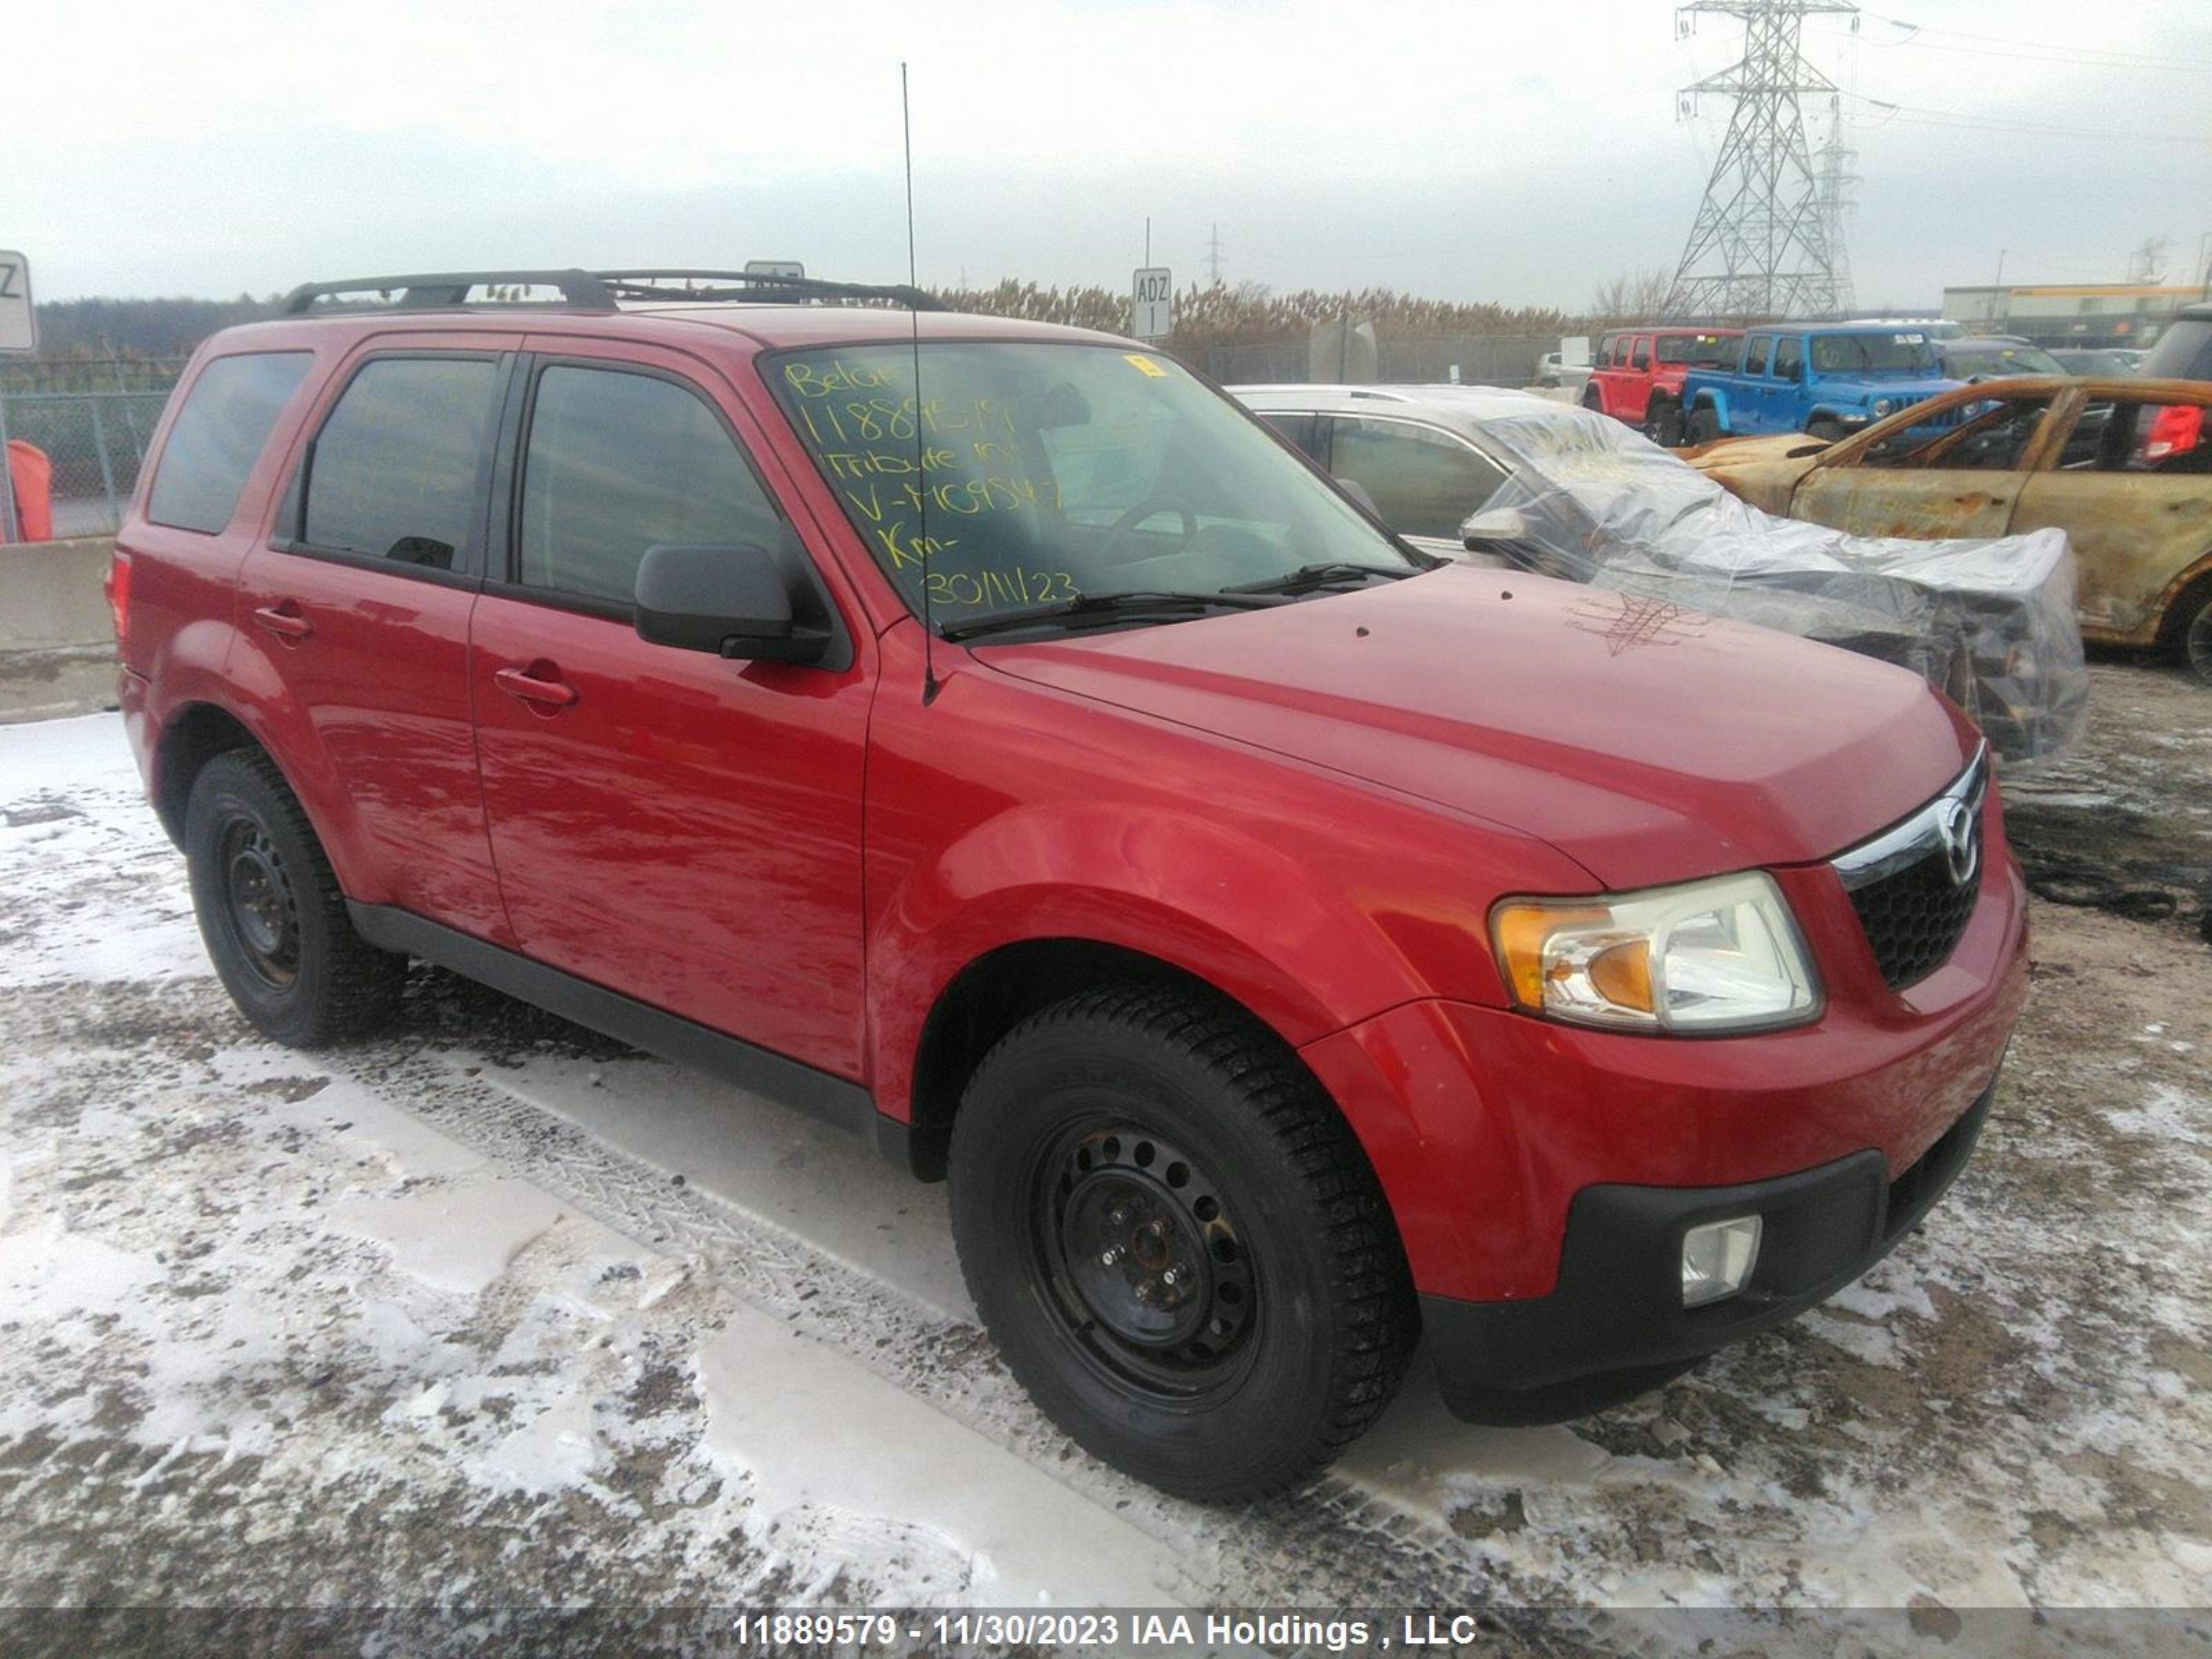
[939, 589, 1284, 644]
[1220, 561, 1418, 596]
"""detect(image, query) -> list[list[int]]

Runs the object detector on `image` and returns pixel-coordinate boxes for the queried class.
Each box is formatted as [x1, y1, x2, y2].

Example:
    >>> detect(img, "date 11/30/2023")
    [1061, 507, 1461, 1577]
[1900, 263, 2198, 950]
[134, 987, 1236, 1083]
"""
[726, 1610, 1505, 1651]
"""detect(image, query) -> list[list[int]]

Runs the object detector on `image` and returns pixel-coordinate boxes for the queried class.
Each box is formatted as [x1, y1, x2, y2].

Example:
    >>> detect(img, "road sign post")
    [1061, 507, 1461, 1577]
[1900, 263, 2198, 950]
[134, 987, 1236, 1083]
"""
[0, 250, 32, 545]
[1132, 267, 1173, 341]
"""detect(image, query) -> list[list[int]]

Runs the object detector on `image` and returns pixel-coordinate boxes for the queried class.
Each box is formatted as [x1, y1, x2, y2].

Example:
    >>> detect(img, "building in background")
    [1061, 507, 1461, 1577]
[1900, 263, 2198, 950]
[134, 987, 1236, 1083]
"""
[1940, 284, 2208, 350]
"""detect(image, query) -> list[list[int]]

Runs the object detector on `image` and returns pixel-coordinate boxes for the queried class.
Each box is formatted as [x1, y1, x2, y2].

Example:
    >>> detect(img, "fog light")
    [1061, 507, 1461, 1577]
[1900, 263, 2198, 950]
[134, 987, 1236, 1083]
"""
[1682, 1216, 1763, 1308]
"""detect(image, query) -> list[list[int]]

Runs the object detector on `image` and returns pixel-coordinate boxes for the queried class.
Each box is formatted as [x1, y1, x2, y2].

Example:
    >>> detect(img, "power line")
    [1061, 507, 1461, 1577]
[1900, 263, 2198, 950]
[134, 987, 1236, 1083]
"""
[1848, 92, 2211, 145]
[1853, 9, 2212, 72]
[1828, 29, 2212, 74]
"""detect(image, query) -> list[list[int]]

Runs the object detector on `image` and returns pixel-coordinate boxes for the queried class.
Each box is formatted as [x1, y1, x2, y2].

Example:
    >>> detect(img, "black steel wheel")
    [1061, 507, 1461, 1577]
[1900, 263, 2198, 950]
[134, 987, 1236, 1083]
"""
[216, 816, 303, 991]
[948, 983, 1417, 1502]
[1034, 1121, 1258, 1400]
[184, 749, 405, 1047]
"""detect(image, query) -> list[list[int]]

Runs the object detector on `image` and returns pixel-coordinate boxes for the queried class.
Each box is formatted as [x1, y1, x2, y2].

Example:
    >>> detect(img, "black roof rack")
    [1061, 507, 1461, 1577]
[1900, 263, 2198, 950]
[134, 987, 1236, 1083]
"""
[280, 267, 942, 317]
[281, 269, 615, 315]
[597, 269, 944, 311]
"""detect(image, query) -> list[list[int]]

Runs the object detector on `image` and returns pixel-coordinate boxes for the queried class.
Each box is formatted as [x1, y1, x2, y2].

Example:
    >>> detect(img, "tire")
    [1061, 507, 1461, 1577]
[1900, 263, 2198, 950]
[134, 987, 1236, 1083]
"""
[1806, 418, 1848, 442]
[947, 984, 1417, 1503]
[1580, 385, 1604, 413]
[1644, 399, 1684, 447]
[2169, 581, 2212, 685]
[1685, 406, 1722, 446]
[184, 749, 406, 1047]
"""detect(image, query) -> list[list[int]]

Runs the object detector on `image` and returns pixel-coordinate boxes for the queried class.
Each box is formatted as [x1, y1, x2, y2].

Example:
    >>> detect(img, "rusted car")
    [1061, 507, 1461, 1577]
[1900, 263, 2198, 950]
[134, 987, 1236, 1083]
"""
[1691, 377, 2212, 679]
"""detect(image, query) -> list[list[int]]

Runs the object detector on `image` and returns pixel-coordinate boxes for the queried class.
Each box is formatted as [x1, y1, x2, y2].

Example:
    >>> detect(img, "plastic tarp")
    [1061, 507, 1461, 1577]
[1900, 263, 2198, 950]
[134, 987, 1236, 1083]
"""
[1463, 406, 2087, 765]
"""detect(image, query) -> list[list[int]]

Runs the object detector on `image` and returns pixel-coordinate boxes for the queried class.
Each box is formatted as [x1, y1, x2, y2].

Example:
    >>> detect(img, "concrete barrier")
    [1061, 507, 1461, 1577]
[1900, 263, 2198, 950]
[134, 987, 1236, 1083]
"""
[3, 536, 120, 722]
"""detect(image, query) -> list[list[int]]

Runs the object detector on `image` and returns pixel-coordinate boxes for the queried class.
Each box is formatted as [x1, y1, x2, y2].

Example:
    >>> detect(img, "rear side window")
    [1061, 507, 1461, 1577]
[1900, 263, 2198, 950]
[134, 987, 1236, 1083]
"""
[146, 352, 312, 534]
[517, 365, 781, 606]
[1326, 417, 1510, 541]
[296, 357, 498, 569]
[1254, 410, 1320, 462]
[2145, 321, 2212, 382]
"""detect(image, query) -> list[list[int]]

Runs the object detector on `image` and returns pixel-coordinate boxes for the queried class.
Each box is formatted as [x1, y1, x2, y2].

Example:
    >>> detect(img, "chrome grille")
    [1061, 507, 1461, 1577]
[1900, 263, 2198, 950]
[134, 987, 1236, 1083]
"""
[1832, 747, 1988, 990]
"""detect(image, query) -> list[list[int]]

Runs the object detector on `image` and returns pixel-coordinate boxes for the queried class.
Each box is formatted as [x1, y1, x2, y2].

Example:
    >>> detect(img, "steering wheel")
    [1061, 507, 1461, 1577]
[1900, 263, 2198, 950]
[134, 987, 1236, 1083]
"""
[1099, 496, 1198, 565]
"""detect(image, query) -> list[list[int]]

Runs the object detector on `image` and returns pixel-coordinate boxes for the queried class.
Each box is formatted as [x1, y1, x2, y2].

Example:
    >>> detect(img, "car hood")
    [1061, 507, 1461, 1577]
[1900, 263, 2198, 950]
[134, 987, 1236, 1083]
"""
[974, 566, 1974, 891]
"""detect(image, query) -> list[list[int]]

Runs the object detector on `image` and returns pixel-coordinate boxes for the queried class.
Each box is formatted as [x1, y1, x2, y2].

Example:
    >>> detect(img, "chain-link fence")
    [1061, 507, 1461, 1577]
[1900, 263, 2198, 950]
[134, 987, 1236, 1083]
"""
[1203, 332, 1557, 390]
[2, 377, 180, 541]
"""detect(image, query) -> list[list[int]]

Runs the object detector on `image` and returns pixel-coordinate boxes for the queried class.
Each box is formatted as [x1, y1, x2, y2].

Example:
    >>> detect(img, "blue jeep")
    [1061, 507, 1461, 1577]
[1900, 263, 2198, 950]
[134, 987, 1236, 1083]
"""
[1682, 323, 1963, 443]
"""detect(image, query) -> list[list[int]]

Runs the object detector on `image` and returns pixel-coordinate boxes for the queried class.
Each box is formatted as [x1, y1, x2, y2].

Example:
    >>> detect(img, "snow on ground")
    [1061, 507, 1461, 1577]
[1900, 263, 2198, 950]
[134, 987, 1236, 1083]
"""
[3, 713, 2210, 1654]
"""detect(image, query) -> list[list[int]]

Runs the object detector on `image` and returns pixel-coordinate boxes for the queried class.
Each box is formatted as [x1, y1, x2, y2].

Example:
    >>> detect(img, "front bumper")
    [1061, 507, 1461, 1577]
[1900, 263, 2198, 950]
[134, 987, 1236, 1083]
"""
[1418, 1071, 1996, 1423]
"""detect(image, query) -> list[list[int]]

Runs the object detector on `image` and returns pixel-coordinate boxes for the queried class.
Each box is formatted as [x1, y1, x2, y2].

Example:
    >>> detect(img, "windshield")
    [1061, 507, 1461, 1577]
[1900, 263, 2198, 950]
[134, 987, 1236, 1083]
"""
[767, 341, 1416, 632]
[1947, 342, 2067, 376]
[1809, 332, 1942, 377]
[1655, 332, 1738, 367]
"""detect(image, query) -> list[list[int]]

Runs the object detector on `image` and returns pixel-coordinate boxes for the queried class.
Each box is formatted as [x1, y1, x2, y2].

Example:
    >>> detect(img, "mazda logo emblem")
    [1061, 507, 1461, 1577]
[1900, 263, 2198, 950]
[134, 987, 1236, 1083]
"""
[1937, 798, 1981, 888]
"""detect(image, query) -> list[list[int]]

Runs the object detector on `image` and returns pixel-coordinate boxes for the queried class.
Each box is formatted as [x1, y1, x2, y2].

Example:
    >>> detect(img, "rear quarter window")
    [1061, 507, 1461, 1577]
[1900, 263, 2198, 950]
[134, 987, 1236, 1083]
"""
[145, 352, 312, 534]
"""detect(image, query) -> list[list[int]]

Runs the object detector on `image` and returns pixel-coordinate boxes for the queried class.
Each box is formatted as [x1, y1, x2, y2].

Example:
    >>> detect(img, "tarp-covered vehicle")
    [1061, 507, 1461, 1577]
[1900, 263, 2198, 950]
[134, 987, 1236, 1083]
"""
[1235, 385, 2088, 763]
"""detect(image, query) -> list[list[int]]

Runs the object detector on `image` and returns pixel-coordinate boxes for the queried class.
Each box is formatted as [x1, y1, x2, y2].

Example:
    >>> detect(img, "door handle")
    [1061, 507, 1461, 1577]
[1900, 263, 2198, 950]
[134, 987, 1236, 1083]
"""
[494, 665, 579, 709]
[252, 603, 312, 641]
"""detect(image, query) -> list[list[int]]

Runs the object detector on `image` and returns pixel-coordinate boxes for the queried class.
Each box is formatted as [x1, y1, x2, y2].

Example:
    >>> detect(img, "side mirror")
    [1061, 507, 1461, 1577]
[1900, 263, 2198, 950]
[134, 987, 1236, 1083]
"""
[1461, 506, 1528, 546]
[634, 541, 831, 664]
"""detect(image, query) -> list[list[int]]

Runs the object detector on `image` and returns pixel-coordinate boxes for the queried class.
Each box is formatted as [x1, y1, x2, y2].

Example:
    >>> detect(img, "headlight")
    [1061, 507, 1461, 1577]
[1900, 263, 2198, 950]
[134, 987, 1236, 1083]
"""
[1872, 397, 1896, 416]
[1491, 872, 1821, 1034]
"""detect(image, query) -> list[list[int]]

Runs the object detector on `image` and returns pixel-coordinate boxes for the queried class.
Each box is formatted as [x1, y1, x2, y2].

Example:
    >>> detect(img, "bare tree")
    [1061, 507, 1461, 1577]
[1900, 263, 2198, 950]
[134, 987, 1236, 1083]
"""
[1588, 268, 1674, 327]
[2126, 235, 2171, 285]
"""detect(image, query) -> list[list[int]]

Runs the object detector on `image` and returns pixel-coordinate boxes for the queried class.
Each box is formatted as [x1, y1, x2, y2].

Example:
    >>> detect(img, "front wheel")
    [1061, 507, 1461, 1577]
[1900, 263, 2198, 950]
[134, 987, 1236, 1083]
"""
[1806, 418, 1848, 442]
[1580, 384, 1605, 414]
[947, 984, 1416, 1502]
[184, 749, 406, 1047]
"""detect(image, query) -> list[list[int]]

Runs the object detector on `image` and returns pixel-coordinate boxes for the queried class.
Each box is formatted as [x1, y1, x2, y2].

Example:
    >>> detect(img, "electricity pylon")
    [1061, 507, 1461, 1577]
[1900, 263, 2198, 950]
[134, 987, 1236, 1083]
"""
[1665, 1, 1859, 321]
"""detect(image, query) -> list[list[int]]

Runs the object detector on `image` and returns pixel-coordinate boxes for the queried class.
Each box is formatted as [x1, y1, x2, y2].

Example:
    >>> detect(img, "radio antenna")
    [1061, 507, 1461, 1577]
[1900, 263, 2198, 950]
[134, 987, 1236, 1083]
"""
[903, 62, 939, 707]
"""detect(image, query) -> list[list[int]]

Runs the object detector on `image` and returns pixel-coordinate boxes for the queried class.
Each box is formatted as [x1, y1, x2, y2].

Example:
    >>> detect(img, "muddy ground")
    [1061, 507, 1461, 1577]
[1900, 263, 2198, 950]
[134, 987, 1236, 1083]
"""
[0, 659, 2207, 1659]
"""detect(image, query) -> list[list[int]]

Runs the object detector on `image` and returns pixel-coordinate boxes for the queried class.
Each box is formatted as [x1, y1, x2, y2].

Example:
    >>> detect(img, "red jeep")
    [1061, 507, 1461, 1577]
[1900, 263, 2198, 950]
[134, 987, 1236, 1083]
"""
[1584, 326, 1745, 446]
[111, 269, 2025, 1501]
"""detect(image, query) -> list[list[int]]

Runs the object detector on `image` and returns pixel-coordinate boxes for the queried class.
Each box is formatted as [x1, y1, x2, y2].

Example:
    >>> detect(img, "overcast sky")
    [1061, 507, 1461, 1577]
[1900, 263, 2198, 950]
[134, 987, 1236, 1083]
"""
[11, 0, 2209, 310]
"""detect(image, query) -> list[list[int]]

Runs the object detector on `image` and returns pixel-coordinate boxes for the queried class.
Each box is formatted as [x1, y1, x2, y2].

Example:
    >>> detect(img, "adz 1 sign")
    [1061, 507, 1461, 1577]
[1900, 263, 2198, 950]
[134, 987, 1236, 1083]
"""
[0, 253, 34, 355]
[1132, 267, 1172, 341]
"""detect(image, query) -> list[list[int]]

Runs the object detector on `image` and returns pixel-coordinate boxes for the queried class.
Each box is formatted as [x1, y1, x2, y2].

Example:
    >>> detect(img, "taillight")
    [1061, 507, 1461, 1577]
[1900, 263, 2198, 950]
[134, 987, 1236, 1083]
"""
[2141, 404, 2203, 463]
[104, 551, 131, 650]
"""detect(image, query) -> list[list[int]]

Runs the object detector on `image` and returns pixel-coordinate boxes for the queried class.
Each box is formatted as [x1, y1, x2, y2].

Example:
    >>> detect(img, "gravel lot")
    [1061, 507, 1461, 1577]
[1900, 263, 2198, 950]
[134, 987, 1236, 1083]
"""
[1, 662, 2207, 1656]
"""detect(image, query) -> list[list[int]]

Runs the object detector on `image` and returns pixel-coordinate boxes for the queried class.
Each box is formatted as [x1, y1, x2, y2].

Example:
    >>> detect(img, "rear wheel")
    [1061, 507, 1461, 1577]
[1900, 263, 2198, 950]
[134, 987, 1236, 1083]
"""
[947, 984, 1416, 1502]
[2184, 588, 2212, 684]
[184, 749, 405, 1047]
[1685, 406, 1722, 446]
[1644, 399, 1684, 447]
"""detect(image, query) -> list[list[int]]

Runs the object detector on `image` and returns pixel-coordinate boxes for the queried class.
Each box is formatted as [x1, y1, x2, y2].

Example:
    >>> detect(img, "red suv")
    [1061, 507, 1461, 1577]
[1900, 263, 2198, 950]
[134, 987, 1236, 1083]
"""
[112, 269, 2027, 1501]
[1584, 326, 1745, 445]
